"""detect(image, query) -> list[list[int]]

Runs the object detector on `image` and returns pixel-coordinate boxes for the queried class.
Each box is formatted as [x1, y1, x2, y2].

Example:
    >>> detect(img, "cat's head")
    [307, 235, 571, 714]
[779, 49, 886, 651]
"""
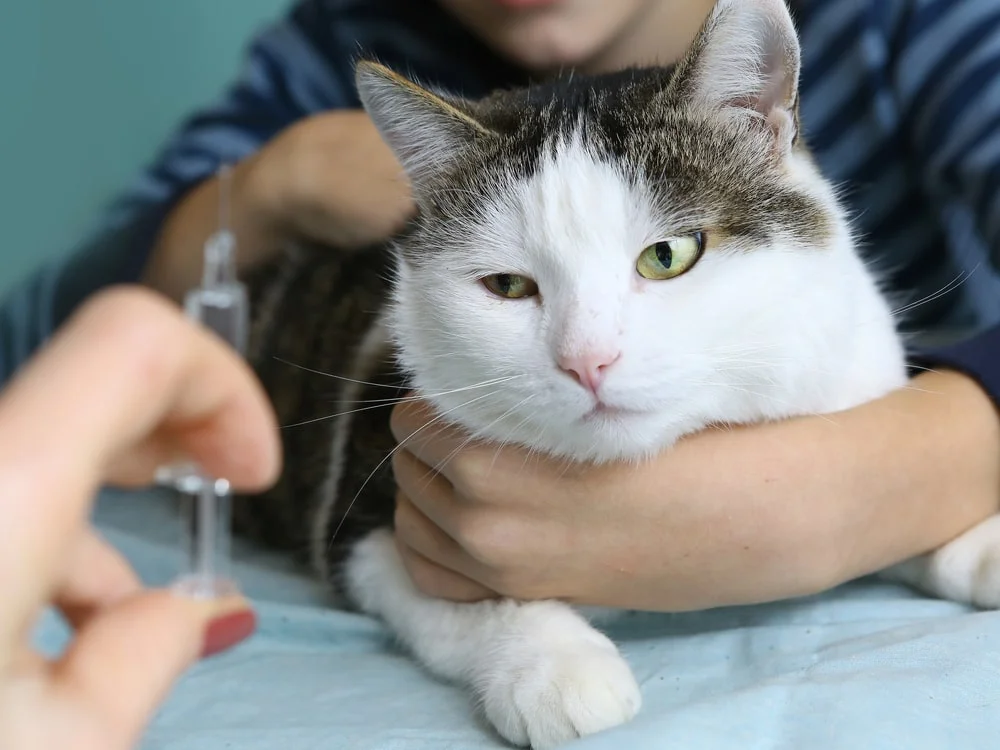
[357, 0, 892, 463]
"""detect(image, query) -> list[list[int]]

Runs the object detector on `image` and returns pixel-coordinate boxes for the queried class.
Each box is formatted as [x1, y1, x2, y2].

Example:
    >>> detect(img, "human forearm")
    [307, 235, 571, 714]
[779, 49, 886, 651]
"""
[141, 160, 278, 302]
[142, 111, 413, 303]
[824, 369, 1000, 583]
[611, 369, 1000, 611]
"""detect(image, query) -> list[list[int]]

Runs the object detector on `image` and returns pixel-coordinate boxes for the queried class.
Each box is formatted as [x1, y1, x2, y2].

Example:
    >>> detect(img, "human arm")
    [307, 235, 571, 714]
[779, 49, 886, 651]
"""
[0, 286, 281, 750]
[390, 368, 1000, 610]
[144, 109, 412, 302]
[2, 0, 412, 383]
[140, 0, 418, 302]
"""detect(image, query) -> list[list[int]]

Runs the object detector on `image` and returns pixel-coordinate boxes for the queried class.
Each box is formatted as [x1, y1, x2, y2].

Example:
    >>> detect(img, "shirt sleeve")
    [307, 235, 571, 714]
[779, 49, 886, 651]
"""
[895, 0, 1000, 404]
[0, 1, 354, 384]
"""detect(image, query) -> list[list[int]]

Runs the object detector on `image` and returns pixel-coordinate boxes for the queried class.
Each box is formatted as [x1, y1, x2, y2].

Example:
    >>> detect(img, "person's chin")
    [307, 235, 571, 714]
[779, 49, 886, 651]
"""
[491, 28, 598, 71]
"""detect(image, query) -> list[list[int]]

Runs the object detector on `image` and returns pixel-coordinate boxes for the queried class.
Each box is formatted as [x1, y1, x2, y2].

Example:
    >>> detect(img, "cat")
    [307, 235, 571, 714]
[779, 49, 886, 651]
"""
[234, 1, 1000, 747]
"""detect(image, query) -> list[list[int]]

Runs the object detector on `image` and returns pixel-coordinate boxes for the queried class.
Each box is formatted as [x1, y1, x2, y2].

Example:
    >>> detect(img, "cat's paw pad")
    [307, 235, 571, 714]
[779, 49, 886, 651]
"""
[479, 638, 641, 749]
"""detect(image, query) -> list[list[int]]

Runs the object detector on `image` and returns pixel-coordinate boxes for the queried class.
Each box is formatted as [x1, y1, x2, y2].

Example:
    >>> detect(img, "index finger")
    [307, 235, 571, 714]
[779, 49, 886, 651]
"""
[0, 287, 279, 651]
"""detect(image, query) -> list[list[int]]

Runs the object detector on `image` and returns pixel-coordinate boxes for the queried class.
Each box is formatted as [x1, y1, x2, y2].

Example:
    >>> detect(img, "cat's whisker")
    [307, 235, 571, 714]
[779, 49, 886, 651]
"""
[552, 453, 580, 482]
[705, 269, 979, 362]
[407, 393, 533, 496]
[429, 397, 534, 478]
[272, 356, 408, 389]
[282, 376, 527, 428]
[503, 410, 542, 464]
[331, 376, 526, 406]
[510, 436, 545, 479]
[326, 394, 420, 407]
[481, 396, 538, 476]
[898, 384, 941, 395]
[891, 266, 978, 317]
[906, 363, 947, 377]
[282, 400, 413, 428]
[327, 390, 503, 549]
[274, 355, 521, 392]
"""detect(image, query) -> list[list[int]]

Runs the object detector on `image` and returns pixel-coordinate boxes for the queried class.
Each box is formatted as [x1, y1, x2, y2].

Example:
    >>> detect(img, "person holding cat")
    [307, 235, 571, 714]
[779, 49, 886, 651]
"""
[67, 0, 999, 610]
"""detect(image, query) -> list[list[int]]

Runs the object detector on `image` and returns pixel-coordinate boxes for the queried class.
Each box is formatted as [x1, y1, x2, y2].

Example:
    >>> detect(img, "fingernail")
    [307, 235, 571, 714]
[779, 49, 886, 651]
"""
[200, 608, 256, 659]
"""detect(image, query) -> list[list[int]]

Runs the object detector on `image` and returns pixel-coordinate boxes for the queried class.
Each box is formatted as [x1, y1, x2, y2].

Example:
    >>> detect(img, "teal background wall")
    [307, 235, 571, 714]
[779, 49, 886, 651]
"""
[0, 0, 290, 296]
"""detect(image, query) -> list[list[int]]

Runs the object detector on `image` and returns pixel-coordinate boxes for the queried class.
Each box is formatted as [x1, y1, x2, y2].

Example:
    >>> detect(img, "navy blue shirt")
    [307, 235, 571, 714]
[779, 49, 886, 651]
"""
[2, 0, 999, 404]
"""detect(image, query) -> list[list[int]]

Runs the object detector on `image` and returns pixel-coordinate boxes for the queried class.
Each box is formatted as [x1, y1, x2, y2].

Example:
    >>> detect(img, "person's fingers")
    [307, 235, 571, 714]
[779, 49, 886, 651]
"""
[389, 399, 476, 474]
[0, 286, 279, 655]
[389, 399, 540, 492]
[391, 446, 496, 600]
[397, 542, 497, 602]
[393, 489, 462, 567]
[53, 591, 255, 750]
[391, 447, 466, 539]
[0, 527, 139, 661]
[393, 504, 496, 603]
[54, 528, 141, 629]
[393, 489, 495, 597]
[6, 643, 48, 676]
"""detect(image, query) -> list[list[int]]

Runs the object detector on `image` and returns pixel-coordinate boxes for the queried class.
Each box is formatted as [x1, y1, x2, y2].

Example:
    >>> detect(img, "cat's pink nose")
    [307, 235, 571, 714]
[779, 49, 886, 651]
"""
[558, 350, 621, 394]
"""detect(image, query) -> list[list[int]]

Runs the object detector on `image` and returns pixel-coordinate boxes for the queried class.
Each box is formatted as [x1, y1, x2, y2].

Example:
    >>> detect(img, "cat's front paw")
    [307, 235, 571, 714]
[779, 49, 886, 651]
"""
[478, 633, 641, 749]
[888, 516, 1000, 609]
[970, 547, 1000, 609]
[942, 526, 1000, 609]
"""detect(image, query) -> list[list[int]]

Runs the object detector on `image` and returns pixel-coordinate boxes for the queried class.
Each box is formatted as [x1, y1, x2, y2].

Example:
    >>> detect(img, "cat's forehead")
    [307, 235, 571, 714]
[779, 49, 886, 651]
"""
[516, 133, 652, 273]
[410, 70, 833, 255]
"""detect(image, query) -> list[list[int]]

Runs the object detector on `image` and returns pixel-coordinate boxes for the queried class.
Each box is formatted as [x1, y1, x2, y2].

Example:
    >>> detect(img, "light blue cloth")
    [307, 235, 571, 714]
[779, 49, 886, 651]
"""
[35, 490, 1000, 749]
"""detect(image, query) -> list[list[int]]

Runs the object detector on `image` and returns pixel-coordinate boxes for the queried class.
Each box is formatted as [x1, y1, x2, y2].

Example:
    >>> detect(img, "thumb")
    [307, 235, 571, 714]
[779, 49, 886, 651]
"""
[52, 590, 255, 750]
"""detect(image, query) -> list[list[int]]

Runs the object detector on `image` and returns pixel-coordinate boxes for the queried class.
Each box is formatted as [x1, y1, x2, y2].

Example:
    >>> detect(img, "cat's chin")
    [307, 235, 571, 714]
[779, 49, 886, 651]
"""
[525, 407, 691, 465]
[413, 389, 700, 463]
[582, 402, 645, 421]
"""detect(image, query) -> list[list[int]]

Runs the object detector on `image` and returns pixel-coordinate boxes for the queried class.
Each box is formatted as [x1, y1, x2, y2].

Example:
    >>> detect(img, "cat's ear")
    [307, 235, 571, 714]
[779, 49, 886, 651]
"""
[356, 61, 494, 187]
[671, 0, 801, 152]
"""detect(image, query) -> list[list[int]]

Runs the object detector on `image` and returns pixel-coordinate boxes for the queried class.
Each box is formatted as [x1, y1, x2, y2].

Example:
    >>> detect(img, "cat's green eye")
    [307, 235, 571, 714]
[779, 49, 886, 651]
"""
[482, 273, 539, 299]
[636, 232, 705, 280]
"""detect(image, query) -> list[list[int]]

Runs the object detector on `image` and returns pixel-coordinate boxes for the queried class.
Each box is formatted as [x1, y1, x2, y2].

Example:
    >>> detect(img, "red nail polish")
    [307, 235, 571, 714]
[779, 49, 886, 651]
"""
[200, 609, 256, 659]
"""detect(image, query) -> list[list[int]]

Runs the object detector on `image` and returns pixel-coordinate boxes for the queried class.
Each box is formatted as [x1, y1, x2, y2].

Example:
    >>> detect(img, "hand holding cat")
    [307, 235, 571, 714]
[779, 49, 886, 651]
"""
[391, 371, 1000, 611]
[147, 110, 414, 301]
[0, 288, 280, 750]
[239, 110, 414, 250]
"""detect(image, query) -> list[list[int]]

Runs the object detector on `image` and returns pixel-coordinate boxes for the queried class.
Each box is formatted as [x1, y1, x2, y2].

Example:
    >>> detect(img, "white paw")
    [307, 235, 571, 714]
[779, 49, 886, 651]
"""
[890, 515, 1000, 608]
[478, 634, 641, 749]
[931, 516, 1000, 608]
[970, 544, 1000, 608]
